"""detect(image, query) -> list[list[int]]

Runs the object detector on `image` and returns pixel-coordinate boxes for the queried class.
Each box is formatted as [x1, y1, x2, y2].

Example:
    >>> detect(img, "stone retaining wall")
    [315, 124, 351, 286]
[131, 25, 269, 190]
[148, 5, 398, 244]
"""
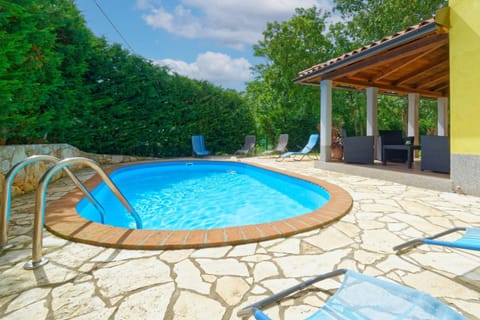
[0, 144, 152, 197]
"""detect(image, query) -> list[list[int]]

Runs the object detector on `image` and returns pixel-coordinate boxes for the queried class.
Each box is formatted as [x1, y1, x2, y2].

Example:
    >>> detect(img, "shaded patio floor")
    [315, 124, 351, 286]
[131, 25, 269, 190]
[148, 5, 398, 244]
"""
[316, 158, 452, 193]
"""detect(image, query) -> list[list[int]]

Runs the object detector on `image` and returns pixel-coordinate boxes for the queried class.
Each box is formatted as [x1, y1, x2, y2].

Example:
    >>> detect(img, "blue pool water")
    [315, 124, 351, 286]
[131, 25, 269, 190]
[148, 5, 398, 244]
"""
[76, 161, 330, 230]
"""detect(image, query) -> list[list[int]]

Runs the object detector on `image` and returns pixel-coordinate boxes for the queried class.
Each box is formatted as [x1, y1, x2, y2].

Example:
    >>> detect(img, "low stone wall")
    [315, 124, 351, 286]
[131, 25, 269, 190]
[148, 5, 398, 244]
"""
[0, 144, 153, 197]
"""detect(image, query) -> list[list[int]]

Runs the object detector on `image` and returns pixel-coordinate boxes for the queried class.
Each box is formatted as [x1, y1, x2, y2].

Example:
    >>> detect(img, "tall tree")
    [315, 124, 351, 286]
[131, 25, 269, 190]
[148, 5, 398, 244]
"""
[247, 7, 334, 148]
[333, 0, 448, 45]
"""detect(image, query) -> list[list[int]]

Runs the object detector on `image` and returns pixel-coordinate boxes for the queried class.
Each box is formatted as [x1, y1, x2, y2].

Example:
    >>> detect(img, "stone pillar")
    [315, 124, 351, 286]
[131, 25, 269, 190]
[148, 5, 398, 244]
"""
[320, 80, 332, 162]
[437, 97, 449, 136]
[408, 93, 420, 145]
[366, 87, 378, 136]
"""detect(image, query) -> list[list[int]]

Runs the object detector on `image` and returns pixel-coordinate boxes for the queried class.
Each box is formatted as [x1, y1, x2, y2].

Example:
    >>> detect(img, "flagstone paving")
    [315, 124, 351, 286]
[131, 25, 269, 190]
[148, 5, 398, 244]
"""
[1, 157, 480, 319]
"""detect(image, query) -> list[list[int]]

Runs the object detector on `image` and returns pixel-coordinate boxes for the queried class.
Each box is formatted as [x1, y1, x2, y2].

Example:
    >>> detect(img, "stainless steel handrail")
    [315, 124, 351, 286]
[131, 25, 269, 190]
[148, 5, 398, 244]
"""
[24, 157, 142, 269]
[1, 155, 106, 251]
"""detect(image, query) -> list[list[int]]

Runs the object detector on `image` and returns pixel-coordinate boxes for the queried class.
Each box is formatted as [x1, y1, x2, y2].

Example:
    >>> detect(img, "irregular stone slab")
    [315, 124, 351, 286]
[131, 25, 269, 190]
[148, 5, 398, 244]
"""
[251, 284, 267, 294]
[94, 257, 171, 298]
[444, 298, 480, 319]
[43, 233, 70, 248]
[47, 243, 105, 269]
[159, 249, 194, 263]
[174, 259, 210, 294]
[402, 271, 480, 300]
[115, 283, 174, 320]
[173, 291, 225, 319]
[361, 203, 399, 214]
[284, 305, 320, 319]
[190, 246, 231, 258]
[215, 276, 249, 305]
[5, 287, 50, 313]
[356, 218, 385, 230]
[393, 212, 444, 234]
[0, 261, 78, 294]
[258, 238, 284, 248]
[427, 216, 456, 228]
[51, 282, 109, 319]
[196, 258, 248, 276]
[69, 308, 115, 320]
[240, 254, 272, 263]
[2, 301, 48, 319]
[303, 227, 354, 251]
[261, 278, 300, 295]
[268, 238, 300, 254]
[276, 250, 350, 277]
[410, 252, 480, 275]
[331, 221, 361, 236]
[105, 249, 161, 261]
[253, 261, 278, 282]
[228, 243, 257, 257]
[375, 255, 421, 273]
[0, 249, 32, 266]
[399, 199, 447, 217]
[386, 222, 409, 232]
[360, 229, 404, 253]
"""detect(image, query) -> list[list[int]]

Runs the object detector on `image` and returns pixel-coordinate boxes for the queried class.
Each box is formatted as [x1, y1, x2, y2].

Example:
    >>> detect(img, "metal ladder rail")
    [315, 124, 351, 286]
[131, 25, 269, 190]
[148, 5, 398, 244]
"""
[1, 155, 106, 251]
[25, 157, 142, 269]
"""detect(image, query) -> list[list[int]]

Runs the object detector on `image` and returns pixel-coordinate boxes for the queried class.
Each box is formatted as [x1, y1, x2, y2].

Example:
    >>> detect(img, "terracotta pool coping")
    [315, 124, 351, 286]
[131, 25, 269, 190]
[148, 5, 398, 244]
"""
[45, 159, 353, 250]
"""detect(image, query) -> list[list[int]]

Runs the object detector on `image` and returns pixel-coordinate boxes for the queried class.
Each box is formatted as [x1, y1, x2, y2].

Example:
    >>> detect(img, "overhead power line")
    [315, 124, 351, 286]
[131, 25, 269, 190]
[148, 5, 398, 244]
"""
[93, 0, 136, 54]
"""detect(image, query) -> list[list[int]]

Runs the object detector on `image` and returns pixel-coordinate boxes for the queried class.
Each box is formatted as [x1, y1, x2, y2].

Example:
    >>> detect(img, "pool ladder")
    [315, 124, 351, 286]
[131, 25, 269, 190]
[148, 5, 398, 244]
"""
[0, 156, 142, 269]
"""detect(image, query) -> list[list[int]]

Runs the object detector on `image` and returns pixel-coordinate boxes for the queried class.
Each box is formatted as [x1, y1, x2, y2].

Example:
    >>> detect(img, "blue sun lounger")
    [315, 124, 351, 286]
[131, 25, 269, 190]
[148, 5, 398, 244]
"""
[279, 134, 318, 160]
[238, 269, 465, 320]
[394, 227, 480, 252]
[191, 135, 211, 157]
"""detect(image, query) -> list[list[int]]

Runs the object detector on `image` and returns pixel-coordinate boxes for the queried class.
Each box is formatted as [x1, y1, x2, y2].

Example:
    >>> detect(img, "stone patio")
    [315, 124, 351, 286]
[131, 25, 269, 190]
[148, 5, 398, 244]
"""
[1, 157, 479, 319]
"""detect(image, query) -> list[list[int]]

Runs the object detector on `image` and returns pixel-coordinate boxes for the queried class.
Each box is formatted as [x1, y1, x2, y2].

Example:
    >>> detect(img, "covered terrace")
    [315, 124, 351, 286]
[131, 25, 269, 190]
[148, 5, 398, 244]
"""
[294, 15, 450, 189]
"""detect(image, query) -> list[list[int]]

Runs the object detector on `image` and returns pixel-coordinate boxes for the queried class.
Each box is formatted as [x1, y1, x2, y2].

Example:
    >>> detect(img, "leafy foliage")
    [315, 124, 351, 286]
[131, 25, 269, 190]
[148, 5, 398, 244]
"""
[247, 7, 333, 149]
[1, 0, 255, 156]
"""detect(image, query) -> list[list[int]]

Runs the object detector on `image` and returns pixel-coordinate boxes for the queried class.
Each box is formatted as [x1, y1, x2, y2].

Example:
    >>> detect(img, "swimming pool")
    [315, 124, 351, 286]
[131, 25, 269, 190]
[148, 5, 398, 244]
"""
[45, 160, 352, 249]
[76, 161, 330, 230]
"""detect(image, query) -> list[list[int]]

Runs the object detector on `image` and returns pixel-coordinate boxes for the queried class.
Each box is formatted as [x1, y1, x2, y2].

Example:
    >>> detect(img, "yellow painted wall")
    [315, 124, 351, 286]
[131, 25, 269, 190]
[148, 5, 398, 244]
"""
[449, 0, 480, 154]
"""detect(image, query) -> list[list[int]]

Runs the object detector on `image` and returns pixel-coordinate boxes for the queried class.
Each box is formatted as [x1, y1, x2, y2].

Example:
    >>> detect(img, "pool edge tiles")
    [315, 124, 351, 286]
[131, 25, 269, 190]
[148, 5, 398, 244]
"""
[44, 160, 353, 250]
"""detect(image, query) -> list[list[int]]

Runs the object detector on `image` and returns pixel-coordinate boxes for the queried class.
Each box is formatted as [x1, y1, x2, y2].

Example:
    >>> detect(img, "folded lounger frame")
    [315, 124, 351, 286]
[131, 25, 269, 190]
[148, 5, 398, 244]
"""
[394, 227, 480, 252]
[237, 268, 465, 320]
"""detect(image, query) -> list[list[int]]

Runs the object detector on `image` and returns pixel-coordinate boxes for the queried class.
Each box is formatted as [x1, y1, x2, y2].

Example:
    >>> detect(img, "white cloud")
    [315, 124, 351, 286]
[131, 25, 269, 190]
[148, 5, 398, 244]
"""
[154, 51, 253, 90]
[139, 0, 334, 50]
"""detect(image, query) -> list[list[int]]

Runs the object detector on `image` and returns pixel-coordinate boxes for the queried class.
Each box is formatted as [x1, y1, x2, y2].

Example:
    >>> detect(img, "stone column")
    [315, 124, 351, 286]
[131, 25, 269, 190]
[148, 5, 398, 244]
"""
[408, 93, 420, 145]
[366, 87, 378, 136]
[437, 97, 449, 136]
[320, 80, 332, 162]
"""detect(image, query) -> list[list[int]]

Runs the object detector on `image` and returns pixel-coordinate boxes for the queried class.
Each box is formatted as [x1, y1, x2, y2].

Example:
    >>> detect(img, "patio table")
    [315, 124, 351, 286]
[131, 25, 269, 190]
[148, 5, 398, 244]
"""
[382, 144, 421, 169]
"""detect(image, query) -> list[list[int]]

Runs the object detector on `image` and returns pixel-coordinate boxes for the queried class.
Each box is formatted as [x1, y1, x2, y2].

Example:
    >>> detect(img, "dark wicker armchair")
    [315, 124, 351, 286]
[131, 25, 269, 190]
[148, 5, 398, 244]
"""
[421, 135, 450, 173]
[343, 136, 375, 164]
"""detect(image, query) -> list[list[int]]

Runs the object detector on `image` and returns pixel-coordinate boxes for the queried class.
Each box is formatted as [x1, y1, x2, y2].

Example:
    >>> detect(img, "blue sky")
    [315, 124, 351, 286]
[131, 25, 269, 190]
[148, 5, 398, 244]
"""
[74, 0, 335, 91]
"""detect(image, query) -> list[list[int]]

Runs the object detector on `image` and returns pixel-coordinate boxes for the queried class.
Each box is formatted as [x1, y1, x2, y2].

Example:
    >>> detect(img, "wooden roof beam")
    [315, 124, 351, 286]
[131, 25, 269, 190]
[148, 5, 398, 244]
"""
[430, 82, 449, 92]
[416, 73, 449, 90]
[372, 43, 446, 81]
[395, 60, 448, 86]
[322, 33, 448, 81]
[334, 78, 445, 98]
